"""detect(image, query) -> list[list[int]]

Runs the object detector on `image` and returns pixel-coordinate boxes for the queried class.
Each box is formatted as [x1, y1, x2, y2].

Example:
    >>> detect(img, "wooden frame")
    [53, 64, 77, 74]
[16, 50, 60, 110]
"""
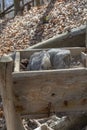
[12, 47, 87, 119]
[0, 55, 24, 130]
[1, 47, 87, 130]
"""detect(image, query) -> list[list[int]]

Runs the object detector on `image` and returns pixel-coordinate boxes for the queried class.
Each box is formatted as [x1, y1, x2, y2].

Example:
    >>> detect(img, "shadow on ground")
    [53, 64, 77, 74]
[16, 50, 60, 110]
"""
[30, 0, 57, 45]
[0, 18, 9, 34]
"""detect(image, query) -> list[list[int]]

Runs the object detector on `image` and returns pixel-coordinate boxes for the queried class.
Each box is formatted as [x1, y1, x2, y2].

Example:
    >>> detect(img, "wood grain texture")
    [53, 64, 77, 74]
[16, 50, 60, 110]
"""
[0, 55, 24, 130]
[13, 67, 87, 118]
[81, 52, 87, 67]
[12, 48, 87, 118]
[20, 47, 85, 59]
[14, 52, 20, 72]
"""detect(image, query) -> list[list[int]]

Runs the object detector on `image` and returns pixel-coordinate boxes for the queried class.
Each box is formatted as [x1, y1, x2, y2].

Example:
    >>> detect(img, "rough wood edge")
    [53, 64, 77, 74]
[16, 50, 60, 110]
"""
[81, 52, 87, 67]
[19, 47, 85, 59]
[26, 25, 86, 49]
[0, 55, 24, 130]
[14, 52, 20, 72]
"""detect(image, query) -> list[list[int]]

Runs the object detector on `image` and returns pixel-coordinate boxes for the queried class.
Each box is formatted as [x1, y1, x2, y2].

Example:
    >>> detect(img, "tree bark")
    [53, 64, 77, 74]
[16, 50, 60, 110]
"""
[14, 0, 20, 15]
[36, 0, 41, 6]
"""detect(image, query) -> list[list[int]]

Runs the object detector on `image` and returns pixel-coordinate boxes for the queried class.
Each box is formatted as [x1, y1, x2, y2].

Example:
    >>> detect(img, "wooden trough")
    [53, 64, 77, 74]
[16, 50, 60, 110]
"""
[1, 47, 87, 130]
[28, 25, 86, 49]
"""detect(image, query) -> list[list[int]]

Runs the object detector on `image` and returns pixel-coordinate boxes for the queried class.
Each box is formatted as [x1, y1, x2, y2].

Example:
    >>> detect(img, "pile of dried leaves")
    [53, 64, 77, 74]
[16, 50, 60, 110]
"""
[0, 0, 87, 55]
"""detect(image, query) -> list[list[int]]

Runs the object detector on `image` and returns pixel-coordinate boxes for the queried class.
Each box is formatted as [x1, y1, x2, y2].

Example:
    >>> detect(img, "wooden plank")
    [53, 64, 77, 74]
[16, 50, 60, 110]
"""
[0, 55, 24, 130]
[85, 21, 87, 48]
[81, 52, 87, 67]
[28, 26, 85, 49]
[12, 68, 87, 118]
[20, 47, 85, 59]
[14, 52, 20, 72]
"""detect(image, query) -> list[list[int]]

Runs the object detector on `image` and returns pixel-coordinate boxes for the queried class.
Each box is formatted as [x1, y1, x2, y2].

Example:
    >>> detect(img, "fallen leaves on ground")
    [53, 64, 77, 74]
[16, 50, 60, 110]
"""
[0, 0, 87, 55]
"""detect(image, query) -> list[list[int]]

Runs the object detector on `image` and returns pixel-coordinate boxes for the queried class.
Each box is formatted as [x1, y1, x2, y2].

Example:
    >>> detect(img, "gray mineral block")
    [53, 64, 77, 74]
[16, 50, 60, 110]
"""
[53, 49, 71, 69]
[47, 49, 62, 65]
[27, 51, 51, 70]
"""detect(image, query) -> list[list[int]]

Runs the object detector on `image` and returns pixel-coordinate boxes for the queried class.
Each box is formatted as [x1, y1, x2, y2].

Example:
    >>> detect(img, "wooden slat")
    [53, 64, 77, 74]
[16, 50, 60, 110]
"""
[28, 26, 85, 49]
[14, 52, 20, 72]
[81, 52, 87, 67]
[20, 47, 85, 59]
[0, 55, 24, 130]
[12, 68, 87, 118]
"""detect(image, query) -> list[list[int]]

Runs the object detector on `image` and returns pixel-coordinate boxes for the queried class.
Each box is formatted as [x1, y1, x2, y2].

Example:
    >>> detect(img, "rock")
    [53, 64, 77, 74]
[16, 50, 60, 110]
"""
[21, 59, 29, 67]
[48, 49, 71, 69]
[0, 118, 6, 130]
[53, 49, 71, 69]
[47, 49, 61, 65]
[27, 51, 51, 70]
[46, 114, 87, 130]
[27, 49, 71, 70]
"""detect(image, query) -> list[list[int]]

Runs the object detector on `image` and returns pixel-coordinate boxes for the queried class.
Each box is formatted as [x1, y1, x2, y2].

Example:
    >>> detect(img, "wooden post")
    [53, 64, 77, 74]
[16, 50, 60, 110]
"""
[0, 55, 24, 130]
[81, 52, 87, 67]
[14, 52, 20, 72]
[85, 21, 87, 48]
[81, 22, 87, 67]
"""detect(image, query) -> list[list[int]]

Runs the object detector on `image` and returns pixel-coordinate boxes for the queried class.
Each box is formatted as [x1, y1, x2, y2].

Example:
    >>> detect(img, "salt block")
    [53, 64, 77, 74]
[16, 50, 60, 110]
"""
[27, 51, 51, 70]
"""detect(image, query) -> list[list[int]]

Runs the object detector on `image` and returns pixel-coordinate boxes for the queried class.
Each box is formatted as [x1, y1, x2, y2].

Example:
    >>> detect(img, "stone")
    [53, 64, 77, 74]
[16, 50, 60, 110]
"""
[48, 49, 71, 69]
[27, 51, 51, 70]
[47, 49, 61, 65]
[27, 49, 71, 70]
[53, 49, 71, 69]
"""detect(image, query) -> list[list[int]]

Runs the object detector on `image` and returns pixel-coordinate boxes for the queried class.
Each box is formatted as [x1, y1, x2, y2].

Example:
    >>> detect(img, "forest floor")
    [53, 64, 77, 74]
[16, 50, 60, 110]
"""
[0, 0, 87, 55]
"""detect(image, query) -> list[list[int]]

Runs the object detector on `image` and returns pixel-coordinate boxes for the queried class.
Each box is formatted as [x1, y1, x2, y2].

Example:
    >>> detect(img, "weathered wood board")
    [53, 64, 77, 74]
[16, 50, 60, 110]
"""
[0, 55, 24, 130]
[13, 68, 87, 118]
[14, 52, 20, 72]
[28, 25, 86, 49]
[20, 47, 85, 59]
[12, 47, 87, 118]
